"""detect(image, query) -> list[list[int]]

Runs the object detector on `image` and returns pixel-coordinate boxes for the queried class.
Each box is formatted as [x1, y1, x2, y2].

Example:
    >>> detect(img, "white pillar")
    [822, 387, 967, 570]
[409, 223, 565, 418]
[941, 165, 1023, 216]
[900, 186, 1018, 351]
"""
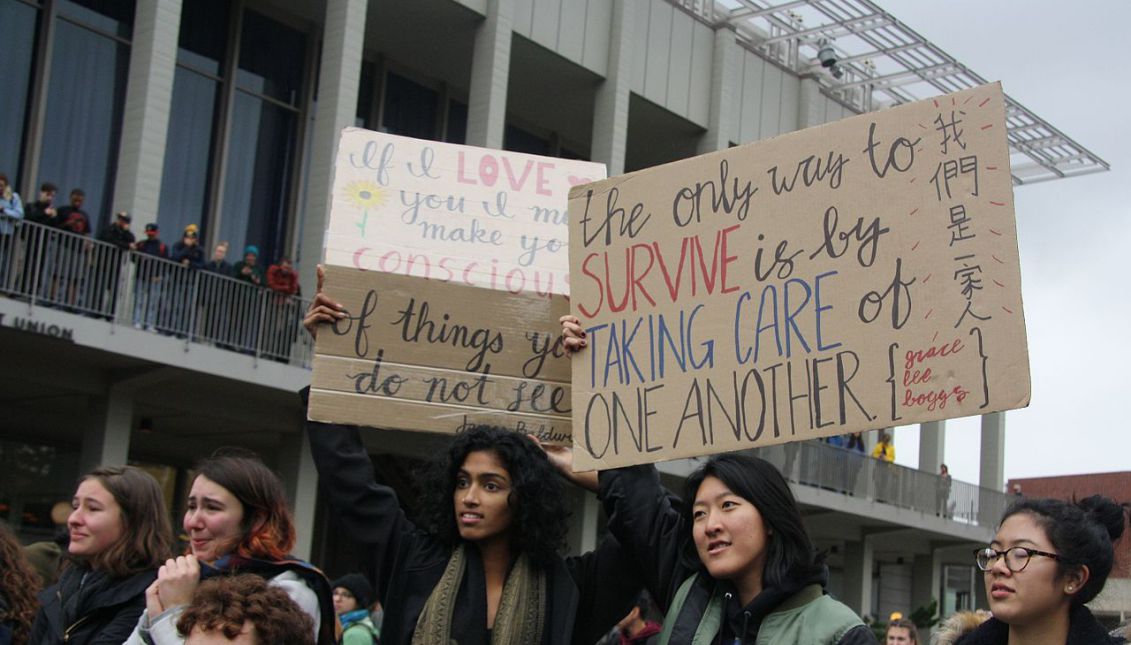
[798, 77, 826, 129]
[298, 0, 369, 296]
[919, 420, 945, 474]
[466, 0, 514, 149]
[979, 412, 1005, 491]
[696, 26, 738, 154]
[843, 538, 875, 619]
[280, 426, 318, 560]
[113, 0, 182, 219]
[591, 0, 633, 175]
[79, 388, 134, 472]
[910, 550, 941, 613]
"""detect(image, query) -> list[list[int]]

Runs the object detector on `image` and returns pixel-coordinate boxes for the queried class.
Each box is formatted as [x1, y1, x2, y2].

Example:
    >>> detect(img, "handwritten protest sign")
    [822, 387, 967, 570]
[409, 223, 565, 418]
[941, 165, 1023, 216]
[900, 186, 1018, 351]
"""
[323, 128, 606, 297]
[567, 82, 1030, 470]
[308, 266, 573, 442]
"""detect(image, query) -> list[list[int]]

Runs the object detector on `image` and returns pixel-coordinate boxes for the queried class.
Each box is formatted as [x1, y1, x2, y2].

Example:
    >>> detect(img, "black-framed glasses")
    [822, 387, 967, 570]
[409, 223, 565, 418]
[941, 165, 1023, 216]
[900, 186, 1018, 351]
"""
[974, 546, 1062, 572]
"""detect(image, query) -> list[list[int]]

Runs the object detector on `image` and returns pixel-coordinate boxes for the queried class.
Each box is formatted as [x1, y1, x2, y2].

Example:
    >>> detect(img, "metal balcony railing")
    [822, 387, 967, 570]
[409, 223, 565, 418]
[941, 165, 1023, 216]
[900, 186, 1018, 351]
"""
[0, 219, 313, 367]
[752, 440, 1011, 528]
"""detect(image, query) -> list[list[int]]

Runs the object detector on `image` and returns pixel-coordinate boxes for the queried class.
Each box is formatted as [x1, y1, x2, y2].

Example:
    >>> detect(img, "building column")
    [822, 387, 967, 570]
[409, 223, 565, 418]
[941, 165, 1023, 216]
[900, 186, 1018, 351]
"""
[113, 0, 183, 219]
[466, 0, 514, 149]
[910, 549, 942, 614]
[79, 387, 134, 472]
[919, 420, 945, 474]
[797, 77, 826, 129]
[298, 0, 369, 296]
[696, 26, 738, 154]
[280, 426, 318, 560]
[843, 538, 875, 619]
[979, 412, 1005, 491]
[591, 0, 633, 176]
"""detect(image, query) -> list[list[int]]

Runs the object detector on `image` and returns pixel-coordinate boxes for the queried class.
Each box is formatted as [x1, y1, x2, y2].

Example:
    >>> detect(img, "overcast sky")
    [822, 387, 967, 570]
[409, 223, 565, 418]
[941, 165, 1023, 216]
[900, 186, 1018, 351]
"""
[880, 1, 1131, 485]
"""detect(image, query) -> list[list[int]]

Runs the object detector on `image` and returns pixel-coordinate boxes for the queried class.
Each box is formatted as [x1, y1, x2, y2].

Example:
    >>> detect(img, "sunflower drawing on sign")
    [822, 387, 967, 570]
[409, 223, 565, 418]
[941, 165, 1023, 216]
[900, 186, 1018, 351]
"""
[343, 180, 387, 237]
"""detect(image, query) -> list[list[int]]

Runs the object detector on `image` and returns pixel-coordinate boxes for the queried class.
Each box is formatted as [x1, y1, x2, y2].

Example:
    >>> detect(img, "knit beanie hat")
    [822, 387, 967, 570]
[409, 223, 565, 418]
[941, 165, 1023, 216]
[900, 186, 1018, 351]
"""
[244, 245, 259, 257]
[331, 573, 373, 608]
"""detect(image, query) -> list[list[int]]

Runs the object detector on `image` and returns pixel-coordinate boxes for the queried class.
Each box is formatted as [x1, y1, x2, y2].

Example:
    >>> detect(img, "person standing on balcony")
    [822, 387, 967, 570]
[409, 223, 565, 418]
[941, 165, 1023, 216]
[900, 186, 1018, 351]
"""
[24, 182, 58, 226]
[95, 211, 136, 316]
[845, 433, 866, 494]
[23, 182, 59, 296]
[201, 242, 233, 346]
[266, 256, 300, 361]
[0, 173, 25, 292]
[170, 225, 206, 336]
[53, 188, 91, 308]
[871, 432, 896, 504]
[234, 246, 264, 287]
[134, 223, 168, 331]
[937, 464, 953, 518]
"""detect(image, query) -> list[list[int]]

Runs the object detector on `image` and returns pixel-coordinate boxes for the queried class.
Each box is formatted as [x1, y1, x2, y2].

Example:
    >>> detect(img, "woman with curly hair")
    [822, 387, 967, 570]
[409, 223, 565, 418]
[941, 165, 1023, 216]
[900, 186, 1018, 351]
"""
[1, 522, 41, 645]
[559, 315, 875, 645]
[302, 267, 643, 645]
[29, 466, 175, 644]
[125, 452, 335, 645]
[957, 495, 1127, 645]
[176, 574, 314, 645]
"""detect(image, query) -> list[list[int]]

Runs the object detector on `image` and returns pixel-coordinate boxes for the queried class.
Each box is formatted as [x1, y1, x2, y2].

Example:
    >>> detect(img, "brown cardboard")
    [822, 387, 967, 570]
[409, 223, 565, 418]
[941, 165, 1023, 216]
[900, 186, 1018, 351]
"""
[308, 266, 572, 442]
[567, 83, 1030, 470]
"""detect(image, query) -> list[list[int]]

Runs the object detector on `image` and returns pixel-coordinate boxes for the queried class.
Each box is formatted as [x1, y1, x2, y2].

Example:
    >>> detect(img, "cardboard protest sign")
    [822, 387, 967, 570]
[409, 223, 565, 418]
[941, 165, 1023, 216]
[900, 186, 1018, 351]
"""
[323, 128, 606, 297]
[567, 82, 1029, 470]
[308, 266, 572, 442]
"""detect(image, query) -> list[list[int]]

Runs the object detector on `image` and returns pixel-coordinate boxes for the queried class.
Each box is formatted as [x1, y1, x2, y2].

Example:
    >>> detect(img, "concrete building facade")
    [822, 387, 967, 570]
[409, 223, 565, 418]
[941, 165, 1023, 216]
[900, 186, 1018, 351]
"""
[3, 0, 1075, 621]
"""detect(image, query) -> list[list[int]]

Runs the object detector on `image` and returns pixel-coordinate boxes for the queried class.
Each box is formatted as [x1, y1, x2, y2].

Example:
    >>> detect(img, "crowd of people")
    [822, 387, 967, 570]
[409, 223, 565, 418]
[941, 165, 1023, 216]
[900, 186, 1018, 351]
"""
[1, 278, 1128, 644]
[0, 177, 304, 358]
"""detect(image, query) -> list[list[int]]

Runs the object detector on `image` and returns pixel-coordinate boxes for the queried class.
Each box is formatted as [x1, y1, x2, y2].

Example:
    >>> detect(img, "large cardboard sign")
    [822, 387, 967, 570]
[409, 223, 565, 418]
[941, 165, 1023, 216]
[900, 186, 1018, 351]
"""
[567, 83, 1030, 470]
[323, 128, 606, 297]
[308, 266, 572, 442]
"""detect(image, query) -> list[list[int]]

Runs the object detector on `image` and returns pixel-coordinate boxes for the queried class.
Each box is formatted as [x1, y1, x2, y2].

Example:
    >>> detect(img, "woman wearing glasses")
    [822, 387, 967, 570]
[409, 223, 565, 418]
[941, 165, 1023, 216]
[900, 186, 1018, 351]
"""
[961, 495, 1127, 645]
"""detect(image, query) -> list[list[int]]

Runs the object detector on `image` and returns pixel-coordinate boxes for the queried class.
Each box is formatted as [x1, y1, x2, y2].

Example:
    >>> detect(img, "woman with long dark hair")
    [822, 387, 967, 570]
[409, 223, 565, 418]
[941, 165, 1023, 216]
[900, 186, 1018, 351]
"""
[125, 451, 336, 645]
[559, 315, 876, 645]
[301, 267, 643, 645]
[29, 466, 174, 644]
[0, 522, 41, 645]
[956, 495, 1127, 644]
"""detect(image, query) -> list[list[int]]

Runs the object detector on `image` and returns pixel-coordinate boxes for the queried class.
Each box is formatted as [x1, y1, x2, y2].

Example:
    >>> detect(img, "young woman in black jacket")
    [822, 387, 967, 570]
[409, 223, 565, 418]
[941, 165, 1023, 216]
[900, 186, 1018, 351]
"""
[559, 315, 876, 645]
[29, 466, 174, 644]
[303, 267, 643, 645]
[957, 495, 1127, 645]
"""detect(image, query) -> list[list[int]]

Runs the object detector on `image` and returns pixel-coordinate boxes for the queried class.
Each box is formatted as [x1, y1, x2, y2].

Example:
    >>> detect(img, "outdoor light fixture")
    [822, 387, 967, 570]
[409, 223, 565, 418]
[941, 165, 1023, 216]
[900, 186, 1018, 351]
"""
[816, 39, 838, 68]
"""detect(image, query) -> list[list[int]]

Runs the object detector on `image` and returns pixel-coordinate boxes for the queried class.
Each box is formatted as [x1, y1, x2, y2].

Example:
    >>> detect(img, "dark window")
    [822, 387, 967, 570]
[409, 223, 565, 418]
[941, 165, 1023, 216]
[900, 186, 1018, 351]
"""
[356, 60, 377, 128]
[505, 124, 550, 156]
[446, 100, 467, 144]
[158, 67, 221, 237]
[177, 0, 229, 75]
[382, 72, 438, 140]
[38, 17, 130, 227]
[236, 9, 306, 106]
[57, 0, 134, 38]
[0, 1, 40, 187]
[219, 94, 298, 265]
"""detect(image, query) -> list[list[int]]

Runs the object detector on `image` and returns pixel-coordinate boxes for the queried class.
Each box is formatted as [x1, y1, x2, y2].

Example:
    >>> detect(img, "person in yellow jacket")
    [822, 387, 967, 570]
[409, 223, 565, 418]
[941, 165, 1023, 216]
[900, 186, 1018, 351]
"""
[872, 433, 895, 462]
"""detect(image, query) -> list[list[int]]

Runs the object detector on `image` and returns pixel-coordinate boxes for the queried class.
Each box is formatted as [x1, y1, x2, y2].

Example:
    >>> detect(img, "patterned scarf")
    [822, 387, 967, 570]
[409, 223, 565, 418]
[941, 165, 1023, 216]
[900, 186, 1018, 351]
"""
[411, 544, 546, 645]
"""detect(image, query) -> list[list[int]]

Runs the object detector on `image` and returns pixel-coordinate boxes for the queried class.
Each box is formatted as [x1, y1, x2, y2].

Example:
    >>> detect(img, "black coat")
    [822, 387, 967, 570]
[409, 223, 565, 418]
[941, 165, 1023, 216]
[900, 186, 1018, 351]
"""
[306, 408, 642, 645]
[28, 565, 155, 645]
[955, 603, 1123, 645]
[598, 466, 876, 645]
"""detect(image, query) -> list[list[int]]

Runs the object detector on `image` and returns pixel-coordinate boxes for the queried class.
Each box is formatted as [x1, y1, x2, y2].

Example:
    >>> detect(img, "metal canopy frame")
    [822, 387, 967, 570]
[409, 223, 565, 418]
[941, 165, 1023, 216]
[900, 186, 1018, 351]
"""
[683, 0, 1109, 185]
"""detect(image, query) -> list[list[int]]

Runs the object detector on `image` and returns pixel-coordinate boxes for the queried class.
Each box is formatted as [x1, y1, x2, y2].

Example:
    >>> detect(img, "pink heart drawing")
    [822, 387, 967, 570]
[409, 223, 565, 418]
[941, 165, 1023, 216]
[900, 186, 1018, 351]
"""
[567, 175, 594, 186]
